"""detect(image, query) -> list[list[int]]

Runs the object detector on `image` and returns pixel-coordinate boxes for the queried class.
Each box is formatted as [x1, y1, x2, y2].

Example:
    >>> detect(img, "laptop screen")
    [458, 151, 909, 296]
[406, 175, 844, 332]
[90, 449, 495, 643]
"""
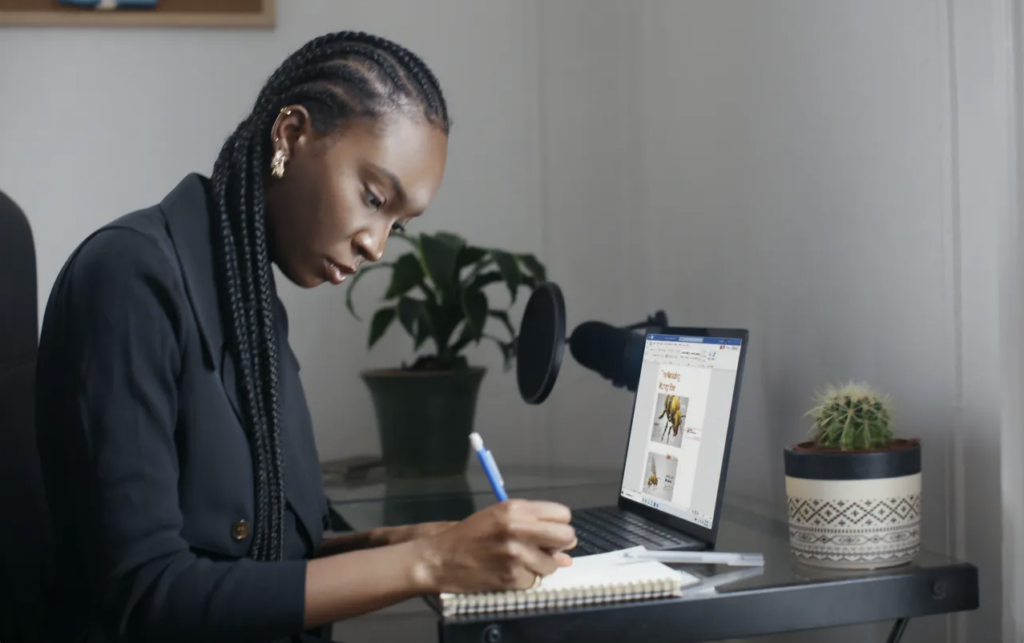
[618, 333, 744, 530]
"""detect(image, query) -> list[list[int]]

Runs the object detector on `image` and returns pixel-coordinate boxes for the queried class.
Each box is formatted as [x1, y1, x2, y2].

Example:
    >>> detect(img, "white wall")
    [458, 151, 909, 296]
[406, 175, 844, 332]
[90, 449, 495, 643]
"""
[616, 2, 1009, 642]
[533, 0, 652, 469]
[538, 1, 1010, 641]
[1, 1, 1015, 641]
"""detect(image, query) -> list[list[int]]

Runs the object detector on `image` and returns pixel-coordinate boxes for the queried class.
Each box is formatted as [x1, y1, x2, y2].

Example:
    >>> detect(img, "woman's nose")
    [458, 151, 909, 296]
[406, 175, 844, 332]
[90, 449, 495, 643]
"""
[353, 229, 385, 263]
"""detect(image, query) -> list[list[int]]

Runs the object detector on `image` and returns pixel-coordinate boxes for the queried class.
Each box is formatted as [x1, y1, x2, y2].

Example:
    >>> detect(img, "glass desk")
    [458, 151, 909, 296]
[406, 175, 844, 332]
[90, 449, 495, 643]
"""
[325, 465, 978, 643]
[323, 463, 617, 529]
[323, 462, 615, 510]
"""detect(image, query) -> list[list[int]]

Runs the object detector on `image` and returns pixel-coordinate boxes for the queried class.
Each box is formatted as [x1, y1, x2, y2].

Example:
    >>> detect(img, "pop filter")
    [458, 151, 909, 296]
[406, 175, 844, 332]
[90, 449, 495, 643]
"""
[516, 282, 566, 405]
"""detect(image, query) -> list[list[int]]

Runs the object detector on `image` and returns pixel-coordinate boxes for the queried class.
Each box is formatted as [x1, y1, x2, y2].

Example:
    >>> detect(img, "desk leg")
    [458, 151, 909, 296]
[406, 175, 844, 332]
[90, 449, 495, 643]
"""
[885, 618, 909, 643]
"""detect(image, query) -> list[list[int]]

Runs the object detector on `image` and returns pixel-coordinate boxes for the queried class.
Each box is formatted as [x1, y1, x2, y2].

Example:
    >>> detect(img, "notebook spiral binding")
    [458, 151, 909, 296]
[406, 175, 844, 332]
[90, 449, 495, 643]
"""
[441, 576, 685, 617]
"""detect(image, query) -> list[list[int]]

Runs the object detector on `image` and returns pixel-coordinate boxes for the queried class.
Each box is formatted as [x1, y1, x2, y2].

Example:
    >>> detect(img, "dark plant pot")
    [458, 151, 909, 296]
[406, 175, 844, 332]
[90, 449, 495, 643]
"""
[783, 439, 922, 570]
[362, 367, 486, 479]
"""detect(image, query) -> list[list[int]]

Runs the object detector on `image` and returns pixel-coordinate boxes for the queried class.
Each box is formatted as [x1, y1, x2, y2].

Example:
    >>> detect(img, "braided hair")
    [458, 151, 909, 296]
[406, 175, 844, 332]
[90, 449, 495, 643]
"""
[209, 31, 450, 561]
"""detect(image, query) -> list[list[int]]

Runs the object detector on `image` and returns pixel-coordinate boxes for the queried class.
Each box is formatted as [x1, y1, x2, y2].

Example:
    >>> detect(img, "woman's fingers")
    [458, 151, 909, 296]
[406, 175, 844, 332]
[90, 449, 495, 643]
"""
[553, 552, 574, 567]
[508, 520, 576, 551]
[507, 540, 560, 579]
[505, 497, 577, 522]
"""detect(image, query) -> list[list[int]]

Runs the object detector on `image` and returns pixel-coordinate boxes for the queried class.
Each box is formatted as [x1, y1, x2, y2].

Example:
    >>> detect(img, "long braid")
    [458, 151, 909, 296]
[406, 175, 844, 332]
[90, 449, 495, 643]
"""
[209, 31, 450, 561]
[248, 134, 287, 558]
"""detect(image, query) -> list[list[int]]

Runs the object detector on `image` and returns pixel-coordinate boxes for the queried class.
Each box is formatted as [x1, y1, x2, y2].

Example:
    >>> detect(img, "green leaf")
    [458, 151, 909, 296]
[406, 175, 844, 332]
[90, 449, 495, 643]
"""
[451, 290, 489, 354]
[415, 319, 431, 348]
[396, 296, 423, 337]
[425, 298, 464, 352]
[417, 282, 439, 307]
[518, 253, 547, 284]
[460, 256, 495, 287]
[451, 323, 474, 354]
[491, 250, 521, 302]
[489, 310, 515, 338]
[420, 233, 465, 302]
[384, 253, 424, 300]
[465, 271, 504, 294]
[456, 246, 488, 272]
[368, 307, 396, 347]
[344, 262, 391, 321]
[462, 290, 488, 339]
[397, 297, 433, 350]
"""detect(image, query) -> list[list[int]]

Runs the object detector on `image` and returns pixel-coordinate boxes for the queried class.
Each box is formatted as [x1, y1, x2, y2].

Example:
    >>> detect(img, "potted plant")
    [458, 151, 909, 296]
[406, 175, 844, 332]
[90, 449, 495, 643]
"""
[345, 230, 546, 478]
[783, 382, 922, 570]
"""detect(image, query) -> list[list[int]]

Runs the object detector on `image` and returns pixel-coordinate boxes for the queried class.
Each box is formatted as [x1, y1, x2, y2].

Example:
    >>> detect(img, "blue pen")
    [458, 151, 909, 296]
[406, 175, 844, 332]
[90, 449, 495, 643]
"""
[470, 432, 509, 502]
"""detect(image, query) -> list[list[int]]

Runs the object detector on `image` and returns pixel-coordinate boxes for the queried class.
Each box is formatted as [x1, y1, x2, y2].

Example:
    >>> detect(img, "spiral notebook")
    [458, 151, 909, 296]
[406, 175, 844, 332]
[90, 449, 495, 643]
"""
[438, 546, 700, 617]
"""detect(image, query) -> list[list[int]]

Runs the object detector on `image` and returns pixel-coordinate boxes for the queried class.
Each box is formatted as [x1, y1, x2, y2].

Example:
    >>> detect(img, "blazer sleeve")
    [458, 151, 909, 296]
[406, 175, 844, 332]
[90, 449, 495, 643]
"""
[65, 228, 307, 643]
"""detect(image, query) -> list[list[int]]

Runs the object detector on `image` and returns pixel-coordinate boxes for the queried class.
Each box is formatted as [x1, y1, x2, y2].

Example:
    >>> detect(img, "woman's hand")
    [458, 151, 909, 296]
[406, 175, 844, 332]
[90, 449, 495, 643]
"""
[412, 499, 577, 594]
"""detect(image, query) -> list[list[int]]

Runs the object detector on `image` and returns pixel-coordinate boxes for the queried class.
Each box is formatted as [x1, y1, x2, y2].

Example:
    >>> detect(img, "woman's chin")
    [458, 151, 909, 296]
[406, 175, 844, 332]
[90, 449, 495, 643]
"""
[273, 261, 321, 290]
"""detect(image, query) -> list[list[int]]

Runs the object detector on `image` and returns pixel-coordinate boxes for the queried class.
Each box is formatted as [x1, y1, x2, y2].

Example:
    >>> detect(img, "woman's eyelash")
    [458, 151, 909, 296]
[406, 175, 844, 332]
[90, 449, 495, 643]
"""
[363, 185, 401, 232]
[364, 188, 384, 210]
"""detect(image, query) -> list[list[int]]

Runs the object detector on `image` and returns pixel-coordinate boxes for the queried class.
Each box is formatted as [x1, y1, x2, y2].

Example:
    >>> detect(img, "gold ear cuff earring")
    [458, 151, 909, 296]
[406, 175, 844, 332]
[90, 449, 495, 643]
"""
[271, 107, 293, 178]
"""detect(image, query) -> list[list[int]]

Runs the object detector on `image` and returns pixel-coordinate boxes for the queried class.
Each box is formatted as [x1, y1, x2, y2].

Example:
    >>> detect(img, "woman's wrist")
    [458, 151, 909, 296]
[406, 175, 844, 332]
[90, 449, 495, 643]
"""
[370, 524, 421, 547]
[316, 527, 393, 557]
[368, 526, 399, 547]
[404, 536, 441, 594]
[303, 536, 442, 627]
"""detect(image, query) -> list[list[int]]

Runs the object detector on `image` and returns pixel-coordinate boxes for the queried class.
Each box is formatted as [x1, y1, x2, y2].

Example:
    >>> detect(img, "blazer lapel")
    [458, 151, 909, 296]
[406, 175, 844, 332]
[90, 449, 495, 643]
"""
[161, 174, 224, 373]
[161, 175, 247, 430]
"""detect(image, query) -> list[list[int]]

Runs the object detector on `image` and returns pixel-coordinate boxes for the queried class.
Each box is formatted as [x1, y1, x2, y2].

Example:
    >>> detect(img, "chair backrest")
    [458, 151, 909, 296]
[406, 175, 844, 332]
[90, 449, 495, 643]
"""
[0, 190, 53, 642]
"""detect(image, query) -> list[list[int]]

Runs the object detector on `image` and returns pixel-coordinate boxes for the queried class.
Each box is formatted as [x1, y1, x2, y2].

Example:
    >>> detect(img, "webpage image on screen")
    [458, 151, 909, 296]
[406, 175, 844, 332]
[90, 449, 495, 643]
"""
[620, 334, 741, 529]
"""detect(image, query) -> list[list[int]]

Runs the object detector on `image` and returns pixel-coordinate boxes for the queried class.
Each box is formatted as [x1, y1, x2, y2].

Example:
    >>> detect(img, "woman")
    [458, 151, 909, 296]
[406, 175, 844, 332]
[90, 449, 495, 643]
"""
[35, 31, 576, 643]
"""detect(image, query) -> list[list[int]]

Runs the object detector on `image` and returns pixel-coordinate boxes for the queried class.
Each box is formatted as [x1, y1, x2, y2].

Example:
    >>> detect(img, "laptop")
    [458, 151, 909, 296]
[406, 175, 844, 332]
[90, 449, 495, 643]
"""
[566, 327, 749, 555]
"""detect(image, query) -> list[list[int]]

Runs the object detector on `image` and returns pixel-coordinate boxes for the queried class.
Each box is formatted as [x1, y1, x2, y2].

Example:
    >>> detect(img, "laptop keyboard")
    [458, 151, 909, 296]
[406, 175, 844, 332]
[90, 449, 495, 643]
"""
[567, 506, 697, 556]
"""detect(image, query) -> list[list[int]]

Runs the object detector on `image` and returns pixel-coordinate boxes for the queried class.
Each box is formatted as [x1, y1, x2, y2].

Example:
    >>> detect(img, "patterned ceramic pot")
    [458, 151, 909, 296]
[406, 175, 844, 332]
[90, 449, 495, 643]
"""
[783, 439, 921, 570]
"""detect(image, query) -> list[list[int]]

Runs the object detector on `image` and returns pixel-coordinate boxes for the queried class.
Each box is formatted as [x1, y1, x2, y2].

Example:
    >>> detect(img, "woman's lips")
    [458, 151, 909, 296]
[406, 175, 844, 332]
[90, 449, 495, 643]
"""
[324, 258, 355, 285]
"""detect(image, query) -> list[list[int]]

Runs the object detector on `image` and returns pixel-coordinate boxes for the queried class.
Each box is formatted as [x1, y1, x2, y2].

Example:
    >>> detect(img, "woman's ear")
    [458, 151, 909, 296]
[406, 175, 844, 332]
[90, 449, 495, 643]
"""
[269, 105, 314, 160]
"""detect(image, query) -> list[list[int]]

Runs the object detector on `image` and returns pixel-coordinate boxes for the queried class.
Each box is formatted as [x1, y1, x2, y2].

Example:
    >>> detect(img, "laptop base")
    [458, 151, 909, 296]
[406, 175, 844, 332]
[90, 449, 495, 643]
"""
[567, 505, 706, 557]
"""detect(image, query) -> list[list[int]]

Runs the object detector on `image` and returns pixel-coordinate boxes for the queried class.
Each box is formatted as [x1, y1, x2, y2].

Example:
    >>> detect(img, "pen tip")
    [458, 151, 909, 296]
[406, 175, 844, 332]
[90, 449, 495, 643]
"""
[469, 433, 483, 449]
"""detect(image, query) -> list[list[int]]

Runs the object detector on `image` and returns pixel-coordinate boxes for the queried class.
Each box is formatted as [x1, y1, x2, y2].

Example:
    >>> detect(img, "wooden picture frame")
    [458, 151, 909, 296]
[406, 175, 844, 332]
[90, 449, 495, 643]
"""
[0, 0, 275, 29]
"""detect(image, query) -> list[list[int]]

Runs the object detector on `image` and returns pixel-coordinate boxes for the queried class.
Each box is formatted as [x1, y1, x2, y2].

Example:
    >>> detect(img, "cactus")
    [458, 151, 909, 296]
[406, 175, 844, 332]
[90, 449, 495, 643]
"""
[805, 382, 895, 450]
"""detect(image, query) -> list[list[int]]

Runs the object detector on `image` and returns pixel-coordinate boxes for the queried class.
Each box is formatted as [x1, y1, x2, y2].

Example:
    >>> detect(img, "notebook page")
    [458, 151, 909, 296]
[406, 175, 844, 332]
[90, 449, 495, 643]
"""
[536, 546, 699, 590]
[440, 546, 700, 599]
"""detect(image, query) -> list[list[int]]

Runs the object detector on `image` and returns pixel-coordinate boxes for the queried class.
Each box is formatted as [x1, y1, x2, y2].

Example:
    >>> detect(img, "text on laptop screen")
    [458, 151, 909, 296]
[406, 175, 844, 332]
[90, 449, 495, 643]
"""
[619, 334, 743, 529]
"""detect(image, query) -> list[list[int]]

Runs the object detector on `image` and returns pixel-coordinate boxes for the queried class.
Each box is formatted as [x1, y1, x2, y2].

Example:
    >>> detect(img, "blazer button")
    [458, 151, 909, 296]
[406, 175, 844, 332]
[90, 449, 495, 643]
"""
[231, 519, 250, 542]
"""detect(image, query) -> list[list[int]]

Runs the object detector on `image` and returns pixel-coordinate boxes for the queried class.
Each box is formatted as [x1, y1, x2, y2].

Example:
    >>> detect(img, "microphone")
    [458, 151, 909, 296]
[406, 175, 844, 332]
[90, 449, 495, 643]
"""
[568, 321, 646, 391]
[515, 280, 668, 403]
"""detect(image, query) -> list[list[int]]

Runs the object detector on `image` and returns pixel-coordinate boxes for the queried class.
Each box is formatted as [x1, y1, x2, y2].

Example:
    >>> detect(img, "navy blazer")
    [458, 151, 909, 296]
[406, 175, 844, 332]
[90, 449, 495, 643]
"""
[36, 174, 329, 643]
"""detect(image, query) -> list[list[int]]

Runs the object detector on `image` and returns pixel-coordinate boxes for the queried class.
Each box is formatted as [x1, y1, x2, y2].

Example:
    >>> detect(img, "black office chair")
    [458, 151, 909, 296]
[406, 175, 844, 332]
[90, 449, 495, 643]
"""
[0, 189, 53, 642]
